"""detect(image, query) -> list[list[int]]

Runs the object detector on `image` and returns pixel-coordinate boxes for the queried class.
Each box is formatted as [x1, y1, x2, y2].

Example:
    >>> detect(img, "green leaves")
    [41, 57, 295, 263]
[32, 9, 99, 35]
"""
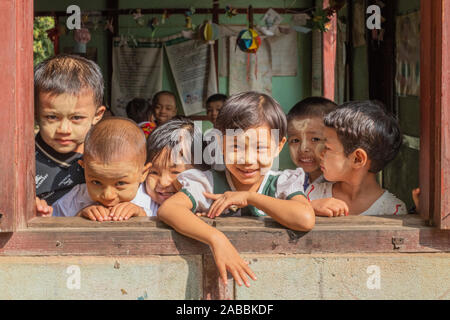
[33, 17, 55, 66]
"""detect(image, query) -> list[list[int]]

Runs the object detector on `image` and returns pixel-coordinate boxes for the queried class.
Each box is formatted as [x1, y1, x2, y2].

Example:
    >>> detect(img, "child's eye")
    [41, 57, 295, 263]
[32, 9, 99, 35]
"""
[289, 138, 300, 144]
[171, 171, 182, 175]
[149, 170, 159, 175]
[91, 180, 101, 185]
[116, 181, 127, 186]
[72, 116, 86, 121]
[45, 115, 58, 120]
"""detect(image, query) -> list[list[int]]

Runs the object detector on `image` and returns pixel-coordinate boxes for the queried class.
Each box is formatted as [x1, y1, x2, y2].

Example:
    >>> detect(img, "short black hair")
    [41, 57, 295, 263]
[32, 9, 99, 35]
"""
[287, 97, 337, 122]
[215, 91, 287, 141]
[324, 100, 402, 173]
[34, 54, 104, 109]
[147, 118, 209, 170]
[152, 90, 177, 106]
[206, 94, 228, 106]
[84, 117, 147, 166]
[126, 98, 151, 124]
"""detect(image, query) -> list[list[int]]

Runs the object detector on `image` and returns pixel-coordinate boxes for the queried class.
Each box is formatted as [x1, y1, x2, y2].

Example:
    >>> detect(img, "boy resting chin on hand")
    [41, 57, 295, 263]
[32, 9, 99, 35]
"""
[52, 117, 156, 220]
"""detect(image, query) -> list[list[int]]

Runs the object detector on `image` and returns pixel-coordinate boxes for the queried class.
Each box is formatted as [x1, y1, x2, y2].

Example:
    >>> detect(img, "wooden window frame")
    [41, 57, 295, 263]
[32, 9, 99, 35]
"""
[0, 0, 448, 299]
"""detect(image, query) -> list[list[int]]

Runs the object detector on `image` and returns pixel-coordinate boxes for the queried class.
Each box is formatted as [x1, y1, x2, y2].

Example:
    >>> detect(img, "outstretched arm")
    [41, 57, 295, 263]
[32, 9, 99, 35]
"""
[158, 192, 257, 287]
[205, 192, 315, 231]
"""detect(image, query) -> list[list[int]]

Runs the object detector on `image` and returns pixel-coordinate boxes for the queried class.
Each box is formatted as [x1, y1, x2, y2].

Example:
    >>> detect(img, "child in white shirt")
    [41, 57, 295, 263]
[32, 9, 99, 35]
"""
[53, 117, 155, 219]
[309, 100, 407, 216]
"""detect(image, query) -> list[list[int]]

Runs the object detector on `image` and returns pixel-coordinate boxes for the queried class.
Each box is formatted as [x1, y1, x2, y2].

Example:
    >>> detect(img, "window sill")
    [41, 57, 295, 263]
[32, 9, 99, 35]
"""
[0, 215, 448, 256]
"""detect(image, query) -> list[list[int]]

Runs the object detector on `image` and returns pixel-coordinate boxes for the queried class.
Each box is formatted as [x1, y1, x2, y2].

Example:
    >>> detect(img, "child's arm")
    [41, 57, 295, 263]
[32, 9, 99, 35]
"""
[412, 188, 420, 213]
[35, 197, 53, 217]
[205, 192, 315, 231]
[158, 192, 257, 287]
[311, 198, 349, 217]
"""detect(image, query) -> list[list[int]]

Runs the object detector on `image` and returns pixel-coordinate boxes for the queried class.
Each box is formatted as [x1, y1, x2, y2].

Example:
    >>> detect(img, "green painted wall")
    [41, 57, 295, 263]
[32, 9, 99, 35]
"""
[34, 0, 314, 170]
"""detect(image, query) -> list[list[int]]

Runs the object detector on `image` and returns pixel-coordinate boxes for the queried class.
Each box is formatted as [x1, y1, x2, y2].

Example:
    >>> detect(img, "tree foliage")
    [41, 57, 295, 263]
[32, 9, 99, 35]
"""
[33, 17, 55, 66]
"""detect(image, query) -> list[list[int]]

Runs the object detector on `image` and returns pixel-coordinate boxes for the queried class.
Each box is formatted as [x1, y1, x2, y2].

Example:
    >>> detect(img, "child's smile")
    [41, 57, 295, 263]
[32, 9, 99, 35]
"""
[145, 148, 193, 205]
[223, 124, 286, 190]
[288, 117, 325, 176]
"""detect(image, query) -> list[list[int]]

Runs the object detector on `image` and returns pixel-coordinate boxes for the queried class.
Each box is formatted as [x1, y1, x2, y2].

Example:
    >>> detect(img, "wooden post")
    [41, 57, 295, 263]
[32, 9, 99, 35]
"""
[0, 0, 35, 232]
[322, 0, 337, 101]
[420, 0, 450, 229]
[212, 0, 219, 90]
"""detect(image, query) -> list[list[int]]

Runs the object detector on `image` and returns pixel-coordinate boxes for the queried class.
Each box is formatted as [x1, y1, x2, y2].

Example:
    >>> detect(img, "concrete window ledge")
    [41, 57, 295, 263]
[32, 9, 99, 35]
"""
[0, 215, 449, 300]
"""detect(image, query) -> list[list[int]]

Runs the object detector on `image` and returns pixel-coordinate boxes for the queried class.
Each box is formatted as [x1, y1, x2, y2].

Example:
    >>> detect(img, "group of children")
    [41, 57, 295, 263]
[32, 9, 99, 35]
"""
[34, 54, 407, 287]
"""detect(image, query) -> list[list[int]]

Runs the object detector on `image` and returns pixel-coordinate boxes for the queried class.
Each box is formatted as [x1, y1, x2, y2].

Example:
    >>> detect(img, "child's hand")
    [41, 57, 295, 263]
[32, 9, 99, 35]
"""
[412, 188, 420, 212]
[79, 205, 111, 221]
[210, 233, 257, 287]
[204, 191, 250, 218]
[311, 198, 349, 217]
[109, 202, 145, 221]
[35, 197, 53, 217]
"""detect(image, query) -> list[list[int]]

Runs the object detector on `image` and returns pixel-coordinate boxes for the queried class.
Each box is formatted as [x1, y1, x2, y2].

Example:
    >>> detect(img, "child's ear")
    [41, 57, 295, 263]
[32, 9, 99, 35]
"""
[352, 148, 368, 169]
[275, 137, 287, 157]
[78, 159, 85, 168]
[92, 106, 106, 125]
[140, 163, 152, 182]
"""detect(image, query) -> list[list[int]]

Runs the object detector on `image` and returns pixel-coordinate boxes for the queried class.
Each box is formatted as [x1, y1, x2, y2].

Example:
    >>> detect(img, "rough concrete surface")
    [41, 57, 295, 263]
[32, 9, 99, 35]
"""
[0, 255, 203, 300]
[236, 253, 450, 300]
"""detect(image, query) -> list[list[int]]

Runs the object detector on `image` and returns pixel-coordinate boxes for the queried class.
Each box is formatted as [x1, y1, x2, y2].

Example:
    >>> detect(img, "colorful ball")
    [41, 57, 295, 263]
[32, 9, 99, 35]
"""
[236, 28, 261, 53]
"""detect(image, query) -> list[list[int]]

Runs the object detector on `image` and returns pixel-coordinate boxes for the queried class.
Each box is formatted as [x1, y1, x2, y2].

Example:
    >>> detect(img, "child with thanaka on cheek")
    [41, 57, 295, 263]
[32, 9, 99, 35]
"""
[144, 118, 210, 207]
[52, 117, 156, 220]
[287, 97, 349, 217]
[310, 101, 407, 216]
[34, 54, 106, 216]
[158, 91, 315, 288]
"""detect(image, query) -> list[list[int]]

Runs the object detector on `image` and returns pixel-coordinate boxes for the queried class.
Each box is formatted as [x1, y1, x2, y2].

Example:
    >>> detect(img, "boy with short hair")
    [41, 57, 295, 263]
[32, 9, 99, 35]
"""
[152, 91, 178, 125]
[205, 93, 227, 127]
[52, 117, 154, 219]
[309, 101, 407, 216]
[34, 54, 106, 215]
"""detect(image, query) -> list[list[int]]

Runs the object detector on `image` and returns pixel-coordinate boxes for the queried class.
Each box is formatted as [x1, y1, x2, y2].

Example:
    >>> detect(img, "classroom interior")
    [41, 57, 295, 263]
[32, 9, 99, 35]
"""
[33, 0, 421, 209]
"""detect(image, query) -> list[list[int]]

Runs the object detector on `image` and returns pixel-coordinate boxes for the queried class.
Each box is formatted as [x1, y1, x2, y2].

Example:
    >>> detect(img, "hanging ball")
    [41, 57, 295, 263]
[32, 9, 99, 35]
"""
[236, 28, 261, 53]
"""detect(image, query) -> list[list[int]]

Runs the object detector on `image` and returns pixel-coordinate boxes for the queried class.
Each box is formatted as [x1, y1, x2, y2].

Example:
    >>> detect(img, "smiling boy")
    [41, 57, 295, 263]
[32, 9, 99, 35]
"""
[310, 101, 407, 216]
[34, 54, 106, 215]
[52, 118, 155, 220]
[152, 91, 178, 125]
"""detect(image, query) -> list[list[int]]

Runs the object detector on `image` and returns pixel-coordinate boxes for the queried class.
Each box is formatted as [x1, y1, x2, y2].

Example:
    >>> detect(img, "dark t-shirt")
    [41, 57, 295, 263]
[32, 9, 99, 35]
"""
[35, 133, 85, 205]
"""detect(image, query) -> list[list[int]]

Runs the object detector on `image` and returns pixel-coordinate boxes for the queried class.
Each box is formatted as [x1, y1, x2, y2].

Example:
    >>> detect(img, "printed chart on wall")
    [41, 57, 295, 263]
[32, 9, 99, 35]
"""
[165, 39, 217, 116]
[111, 40, 163, 116]
[395, 11, 420, 96]
[229, 36, 272, 95]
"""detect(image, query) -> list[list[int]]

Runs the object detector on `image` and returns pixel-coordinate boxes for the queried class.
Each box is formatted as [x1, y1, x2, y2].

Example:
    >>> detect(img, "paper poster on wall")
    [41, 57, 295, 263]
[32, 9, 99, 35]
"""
[395, 12, 420, 96]
[111, 40, 163, 117]
[229, 36, 272, 95]
[165, 40, 218, 116]
[219, 25, 298, 77]
[266, 30, 298, 76]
